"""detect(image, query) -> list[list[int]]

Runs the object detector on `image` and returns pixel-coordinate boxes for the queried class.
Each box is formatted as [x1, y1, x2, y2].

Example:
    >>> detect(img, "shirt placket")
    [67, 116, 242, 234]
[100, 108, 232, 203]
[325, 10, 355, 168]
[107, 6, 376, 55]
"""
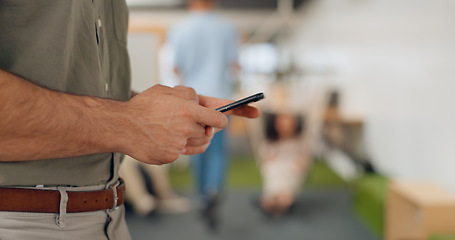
[93, 2, 110, 97]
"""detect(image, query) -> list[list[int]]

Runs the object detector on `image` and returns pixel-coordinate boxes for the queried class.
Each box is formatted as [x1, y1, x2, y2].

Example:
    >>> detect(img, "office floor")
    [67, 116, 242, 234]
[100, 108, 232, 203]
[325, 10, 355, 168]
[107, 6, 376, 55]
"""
[125, 188, 380, 240]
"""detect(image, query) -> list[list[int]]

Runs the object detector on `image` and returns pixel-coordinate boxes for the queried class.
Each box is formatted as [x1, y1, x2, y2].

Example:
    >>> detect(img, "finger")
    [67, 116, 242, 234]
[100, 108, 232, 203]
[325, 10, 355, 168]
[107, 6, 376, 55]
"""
[182, 142, 211, 156]
[173, 85, 199, 103]
[145, 84, 199, 103]
[192, 105, 228, 129]
[205, 126, 215, 137]
[186, 136, 210, 147]
[225, 105, 260, 118]
[187, 122, 206, 140]
[198, 95, 260, 118]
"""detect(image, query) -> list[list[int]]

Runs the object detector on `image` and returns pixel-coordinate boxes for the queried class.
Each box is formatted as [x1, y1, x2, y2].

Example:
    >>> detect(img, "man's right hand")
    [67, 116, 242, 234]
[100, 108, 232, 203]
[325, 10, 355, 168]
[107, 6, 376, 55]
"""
[0, 70, 258, 163]
[118, 85, 228, 165]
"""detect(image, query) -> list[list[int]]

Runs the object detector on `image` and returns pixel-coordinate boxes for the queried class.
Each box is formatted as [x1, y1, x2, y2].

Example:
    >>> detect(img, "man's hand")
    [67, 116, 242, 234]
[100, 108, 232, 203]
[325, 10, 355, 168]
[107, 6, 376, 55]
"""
[198, 94, 260, 119]
[117, 85, 224, 165]
[182, 94, 261, 155]
[119, 85, 260, 164]
[0, 69, 259, 164]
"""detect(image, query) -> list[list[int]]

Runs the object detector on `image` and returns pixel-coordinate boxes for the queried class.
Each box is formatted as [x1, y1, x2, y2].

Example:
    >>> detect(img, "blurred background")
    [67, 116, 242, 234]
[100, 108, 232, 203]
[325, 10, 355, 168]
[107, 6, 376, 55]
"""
[121, 0, 455, 239]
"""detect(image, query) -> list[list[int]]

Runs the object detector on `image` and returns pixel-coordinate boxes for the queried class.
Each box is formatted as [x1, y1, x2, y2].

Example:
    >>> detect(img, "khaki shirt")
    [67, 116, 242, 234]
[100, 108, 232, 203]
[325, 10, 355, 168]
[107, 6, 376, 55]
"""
[0, 0, 131, 186]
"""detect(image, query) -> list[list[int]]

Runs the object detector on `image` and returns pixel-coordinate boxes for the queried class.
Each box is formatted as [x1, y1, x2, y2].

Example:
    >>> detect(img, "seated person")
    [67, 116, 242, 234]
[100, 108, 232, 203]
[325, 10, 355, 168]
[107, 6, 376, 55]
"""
[258, 112, 311, 217]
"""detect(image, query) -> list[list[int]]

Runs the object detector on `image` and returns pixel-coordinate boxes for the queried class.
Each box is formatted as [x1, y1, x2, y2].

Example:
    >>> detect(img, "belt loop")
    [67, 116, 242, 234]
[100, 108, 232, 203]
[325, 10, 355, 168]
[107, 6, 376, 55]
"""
[56, 187, 68, 228]
[109, 181, 120, 212]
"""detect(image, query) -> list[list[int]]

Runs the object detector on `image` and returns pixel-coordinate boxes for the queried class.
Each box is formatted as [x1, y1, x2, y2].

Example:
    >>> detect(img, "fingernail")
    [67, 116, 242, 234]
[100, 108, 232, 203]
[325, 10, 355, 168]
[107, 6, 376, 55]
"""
[222, 115, 229, 126]
[210, 127, 215, 136]
[181, 148, 187, 154]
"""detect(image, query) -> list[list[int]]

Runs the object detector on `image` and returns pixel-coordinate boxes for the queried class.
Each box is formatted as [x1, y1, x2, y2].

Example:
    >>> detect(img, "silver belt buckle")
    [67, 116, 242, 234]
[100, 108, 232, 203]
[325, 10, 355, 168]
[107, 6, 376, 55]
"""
[109, 181, 120, 211]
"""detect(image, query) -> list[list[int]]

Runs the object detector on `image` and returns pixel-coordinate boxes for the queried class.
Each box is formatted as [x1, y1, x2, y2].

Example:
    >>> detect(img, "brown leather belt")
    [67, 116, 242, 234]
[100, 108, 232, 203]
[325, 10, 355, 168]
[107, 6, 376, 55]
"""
[0, 181, 124, 213]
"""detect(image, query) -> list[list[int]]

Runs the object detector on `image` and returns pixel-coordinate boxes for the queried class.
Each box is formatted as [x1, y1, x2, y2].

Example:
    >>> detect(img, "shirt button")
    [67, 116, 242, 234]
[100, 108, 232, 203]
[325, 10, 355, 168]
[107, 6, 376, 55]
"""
[105, 83, 109, 91]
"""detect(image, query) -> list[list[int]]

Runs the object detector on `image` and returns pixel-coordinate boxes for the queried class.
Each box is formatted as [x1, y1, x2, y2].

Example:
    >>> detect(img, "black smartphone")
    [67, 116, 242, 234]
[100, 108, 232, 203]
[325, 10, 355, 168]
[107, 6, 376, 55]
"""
[215, 93, 265, 113]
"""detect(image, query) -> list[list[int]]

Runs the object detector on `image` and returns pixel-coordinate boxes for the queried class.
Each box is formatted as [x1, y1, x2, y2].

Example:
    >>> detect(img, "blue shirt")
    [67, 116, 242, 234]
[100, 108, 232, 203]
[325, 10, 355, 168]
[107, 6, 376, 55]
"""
[169, 12, 238, 99]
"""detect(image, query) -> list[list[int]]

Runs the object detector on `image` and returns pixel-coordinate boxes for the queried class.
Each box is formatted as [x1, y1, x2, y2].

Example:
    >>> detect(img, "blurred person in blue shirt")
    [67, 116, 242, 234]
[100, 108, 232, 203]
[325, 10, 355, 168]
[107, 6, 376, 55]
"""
[168, 0, 239, 230]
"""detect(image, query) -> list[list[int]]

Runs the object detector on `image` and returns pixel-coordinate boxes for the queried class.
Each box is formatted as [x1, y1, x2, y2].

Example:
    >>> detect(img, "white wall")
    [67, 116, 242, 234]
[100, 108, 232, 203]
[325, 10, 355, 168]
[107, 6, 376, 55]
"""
[288, 0, 455, 191]
[127, 32, 160, 92]
[130, 9, 275, 32]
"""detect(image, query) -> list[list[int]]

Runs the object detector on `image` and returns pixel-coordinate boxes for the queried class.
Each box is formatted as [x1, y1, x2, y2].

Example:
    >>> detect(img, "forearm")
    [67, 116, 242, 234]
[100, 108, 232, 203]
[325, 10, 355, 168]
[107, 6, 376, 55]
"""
[0, 69, 258, 164]
[0, 69, 126, 161]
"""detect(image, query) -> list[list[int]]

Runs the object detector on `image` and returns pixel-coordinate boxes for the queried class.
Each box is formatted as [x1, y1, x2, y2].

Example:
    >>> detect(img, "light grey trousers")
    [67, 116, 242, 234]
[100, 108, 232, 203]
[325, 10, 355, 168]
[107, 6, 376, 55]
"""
[0, 181, 132, 240]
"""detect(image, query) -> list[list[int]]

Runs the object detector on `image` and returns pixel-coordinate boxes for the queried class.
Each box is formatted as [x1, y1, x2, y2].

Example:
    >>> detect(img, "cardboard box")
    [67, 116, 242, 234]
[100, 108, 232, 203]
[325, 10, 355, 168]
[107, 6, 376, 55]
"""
[386, 181, 455, 240]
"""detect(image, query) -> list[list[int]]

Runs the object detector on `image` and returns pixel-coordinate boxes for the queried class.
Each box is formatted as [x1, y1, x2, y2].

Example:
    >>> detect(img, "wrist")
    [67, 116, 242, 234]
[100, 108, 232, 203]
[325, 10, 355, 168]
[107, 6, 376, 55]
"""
[83, 97, 130, 154]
